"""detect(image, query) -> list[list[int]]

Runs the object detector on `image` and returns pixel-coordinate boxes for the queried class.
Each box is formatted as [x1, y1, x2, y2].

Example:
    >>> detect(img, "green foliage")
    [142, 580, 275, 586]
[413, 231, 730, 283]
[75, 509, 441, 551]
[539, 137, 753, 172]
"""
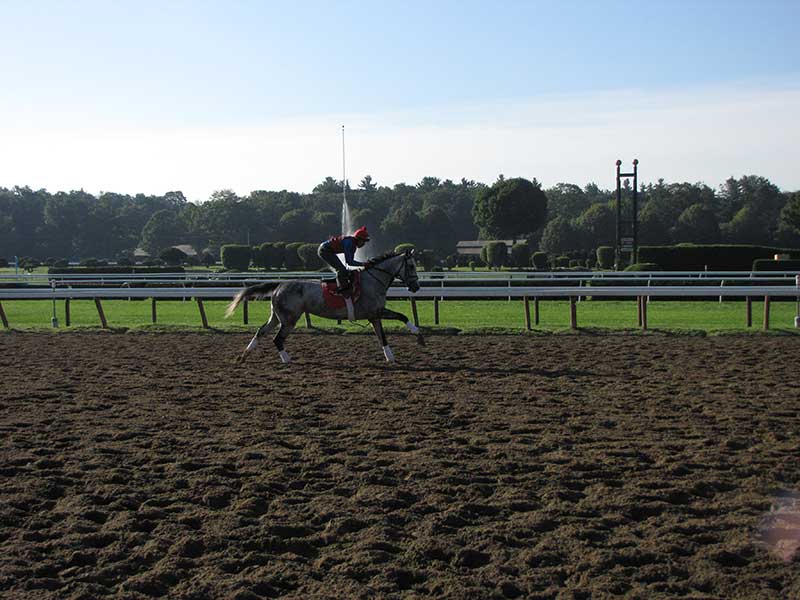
[752, 259, 800, 272]
[140, 210, 186, 256]
[415, 249, 436, 271]
[473, 177, 548, 239]
[116, 257, 134, 267]
[159, 247, 188, 266]
[479, 245, 489, 266]
[48, 266, 185, 274]
[509, 242, 531, 269]
[297, 243, 322, 270]
[220, 244, 251, 271]
[596, 246, 615, 269]
[394, 243, 415, 254]
[0, 257, 8, 268]
[485, 242, 508, 268]
[254, 242, 282, 270]
[201, 252, 216, 267]
[284, 242, 304, 270]
[468, 261, 476, 271]
[639, 244, 800, 270]
[79, 258, 100, 267]
[531, 251, 549, 270]
[554, 256, 570, 268]
[540, 217, 581, 255]
[624, 263, 662, 271]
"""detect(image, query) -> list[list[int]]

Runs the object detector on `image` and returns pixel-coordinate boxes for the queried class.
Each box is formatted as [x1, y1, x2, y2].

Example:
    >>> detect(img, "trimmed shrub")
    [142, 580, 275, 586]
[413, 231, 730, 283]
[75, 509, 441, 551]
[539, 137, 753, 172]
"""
[201, 252, 216, 267]
[54, 259, 69, 268]
[20, 257, 41, 270]
[531, 251, 548, 270]
[416, 249, 436, 271]
[116, 257, 134, 267]
[596, 246, 615, 269]
[554, 255, 570, 268]
[284, 242, 304, 270]
[48, 266, 185, 274]
[297, 243, 322, 270]
[468, 260, 476, 271]
[569, 259, 581, 268]
[79, 258, 99, 267]
[639, 244, 800, 271]
[221, 244, 252, 271]
[485, 241, 507, 269]
[0, 258, 8, 268]
[159, 247, 188, 266]
[624, 262, 662, 271]
[753, 259, 800, 272]
[510, 242, 531, 269]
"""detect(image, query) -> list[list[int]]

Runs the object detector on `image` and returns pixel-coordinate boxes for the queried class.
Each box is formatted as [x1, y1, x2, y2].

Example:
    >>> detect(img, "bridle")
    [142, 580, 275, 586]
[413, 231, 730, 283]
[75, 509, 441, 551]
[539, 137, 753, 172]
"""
[363, 253, 417, 292]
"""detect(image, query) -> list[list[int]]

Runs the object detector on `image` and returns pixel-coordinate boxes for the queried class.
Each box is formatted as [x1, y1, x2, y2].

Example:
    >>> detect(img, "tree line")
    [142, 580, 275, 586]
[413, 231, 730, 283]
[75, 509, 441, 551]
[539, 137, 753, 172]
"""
[1, 173, 798, 266]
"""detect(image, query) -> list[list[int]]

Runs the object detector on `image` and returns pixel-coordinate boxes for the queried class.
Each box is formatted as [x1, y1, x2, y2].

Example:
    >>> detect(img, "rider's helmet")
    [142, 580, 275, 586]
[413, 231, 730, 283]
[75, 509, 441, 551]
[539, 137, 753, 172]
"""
[353, 226, 370, 244]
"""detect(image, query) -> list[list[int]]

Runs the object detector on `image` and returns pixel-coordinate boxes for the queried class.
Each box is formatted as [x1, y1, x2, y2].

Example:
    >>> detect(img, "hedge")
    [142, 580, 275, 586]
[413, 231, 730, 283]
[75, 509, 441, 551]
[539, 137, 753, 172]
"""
[221, 245, 252, 271]
[638, 244, 800, 271]
[48, 266, 186, 274]
[753, 259, 800, 272]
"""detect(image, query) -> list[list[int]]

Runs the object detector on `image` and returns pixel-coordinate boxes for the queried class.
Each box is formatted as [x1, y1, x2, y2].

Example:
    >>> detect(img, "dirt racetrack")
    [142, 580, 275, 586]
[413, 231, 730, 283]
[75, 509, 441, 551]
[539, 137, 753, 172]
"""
[1, 330, 799, 599]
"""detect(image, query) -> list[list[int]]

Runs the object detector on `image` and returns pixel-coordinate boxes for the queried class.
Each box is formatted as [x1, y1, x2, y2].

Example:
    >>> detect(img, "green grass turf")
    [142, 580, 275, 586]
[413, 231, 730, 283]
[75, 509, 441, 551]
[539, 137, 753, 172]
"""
[1, 298, 799, 334]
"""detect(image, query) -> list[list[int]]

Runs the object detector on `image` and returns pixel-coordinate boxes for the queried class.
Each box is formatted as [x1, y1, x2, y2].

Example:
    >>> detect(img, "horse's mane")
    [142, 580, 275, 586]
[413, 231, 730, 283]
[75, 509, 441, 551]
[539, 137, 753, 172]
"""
[365, 250, 401, 269]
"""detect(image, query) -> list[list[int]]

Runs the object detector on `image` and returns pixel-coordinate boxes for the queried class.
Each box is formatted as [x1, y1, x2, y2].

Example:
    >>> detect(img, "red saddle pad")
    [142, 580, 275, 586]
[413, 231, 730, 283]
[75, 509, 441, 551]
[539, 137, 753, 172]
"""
[321, 272, 362, 309]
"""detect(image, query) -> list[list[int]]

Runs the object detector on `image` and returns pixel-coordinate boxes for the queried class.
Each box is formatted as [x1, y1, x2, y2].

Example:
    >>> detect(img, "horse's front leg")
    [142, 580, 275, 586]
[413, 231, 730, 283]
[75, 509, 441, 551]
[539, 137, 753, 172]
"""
[370, 318, 394, 362]
[380, 308, 425, 346]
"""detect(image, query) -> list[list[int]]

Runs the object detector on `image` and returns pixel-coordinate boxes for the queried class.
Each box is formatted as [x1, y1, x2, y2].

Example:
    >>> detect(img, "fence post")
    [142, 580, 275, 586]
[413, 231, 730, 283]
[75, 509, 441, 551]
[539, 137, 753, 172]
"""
[534, 297, 540, 325]
[196, 298, 209, 328]
[745, 297, 752, 328]
[523, 296, 531, 331]
[0, 301, 8, 328]
[243, 300, 249, 325]
[151, 298, 157, 323]
[763, 295, 770, 330]
[641, 296, 648, 330]
[434, 297, 439, 325]
[305, 312, 312, 328]
[411, 298, 420, 327]
[570, 297, 577, 329]
[65, 299, 71, 327]
[94, 299, 108, 328]
[637, 296, 643, 327]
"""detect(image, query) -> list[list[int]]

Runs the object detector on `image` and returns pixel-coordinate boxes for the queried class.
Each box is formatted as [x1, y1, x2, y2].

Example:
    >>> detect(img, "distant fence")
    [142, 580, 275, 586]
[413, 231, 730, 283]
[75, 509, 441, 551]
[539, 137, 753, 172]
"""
[1, 276, 798, 331]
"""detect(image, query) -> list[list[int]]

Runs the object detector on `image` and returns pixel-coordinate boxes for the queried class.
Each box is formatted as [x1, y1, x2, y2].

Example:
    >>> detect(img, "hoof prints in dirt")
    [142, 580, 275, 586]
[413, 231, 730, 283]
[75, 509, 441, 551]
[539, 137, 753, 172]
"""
[1, 332, 799, 598]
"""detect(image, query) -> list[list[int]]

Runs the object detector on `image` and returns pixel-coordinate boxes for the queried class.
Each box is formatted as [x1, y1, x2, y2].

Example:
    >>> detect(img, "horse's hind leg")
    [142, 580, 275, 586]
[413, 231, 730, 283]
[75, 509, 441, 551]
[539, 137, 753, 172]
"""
[238, 309, 279, 363]
[273, 311, 299, 364]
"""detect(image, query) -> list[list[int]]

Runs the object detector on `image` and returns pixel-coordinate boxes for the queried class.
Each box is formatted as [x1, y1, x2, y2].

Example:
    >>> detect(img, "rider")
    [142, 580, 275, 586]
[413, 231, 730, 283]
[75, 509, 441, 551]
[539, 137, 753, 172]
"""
[317, 226, 370, 295]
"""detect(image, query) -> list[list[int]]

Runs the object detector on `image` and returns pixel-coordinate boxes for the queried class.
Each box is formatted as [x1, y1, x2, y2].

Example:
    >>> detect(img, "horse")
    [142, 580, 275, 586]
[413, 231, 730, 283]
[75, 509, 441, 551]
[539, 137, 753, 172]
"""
[224, 249, 423, 364]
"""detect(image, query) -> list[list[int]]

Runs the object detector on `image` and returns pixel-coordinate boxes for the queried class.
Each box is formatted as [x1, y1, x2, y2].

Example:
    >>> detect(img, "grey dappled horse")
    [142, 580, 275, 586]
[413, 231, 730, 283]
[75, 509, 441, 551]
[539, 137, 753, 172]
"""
[225, 249, 423, 364]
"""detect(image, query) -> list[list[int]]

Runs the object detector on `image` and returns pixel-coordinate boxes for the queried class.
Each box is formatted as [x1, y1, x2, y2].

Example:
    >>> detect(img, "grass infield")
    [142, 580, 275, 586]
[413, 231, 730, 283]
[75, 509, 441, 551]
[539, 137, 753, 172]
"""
[1, 298, 799, 334]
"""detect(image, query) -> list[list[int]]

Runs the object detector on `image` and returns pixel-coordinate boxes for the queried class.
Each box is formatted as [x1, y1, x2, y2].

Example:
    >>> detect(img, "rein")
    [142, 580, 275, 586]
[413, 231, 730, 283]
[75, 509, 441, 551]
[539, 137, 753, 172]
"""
[363, 256, 406, 291]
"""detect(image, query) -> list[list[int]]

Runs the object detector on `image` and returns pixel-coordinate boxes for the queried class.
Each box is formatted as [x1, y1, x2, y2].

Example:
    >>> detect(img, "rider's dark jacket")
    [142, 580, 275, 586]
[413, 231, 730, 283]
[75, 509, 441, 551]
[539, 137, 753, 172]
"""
[323, 235, 364, 267]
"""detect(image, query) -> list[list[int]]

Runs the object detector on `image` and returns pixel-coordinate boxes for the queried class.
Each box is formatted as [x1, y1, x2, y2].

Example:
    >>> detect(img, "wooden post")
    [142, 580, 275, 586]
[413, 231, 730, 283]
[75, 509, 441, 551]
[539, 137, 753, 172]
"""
[196, 298, 209, 328]
[534, 297, 539, 325]
[523, 296, 531, 331]
[763, 295, 770, 330]
[243, 300, 249, 325]
[305, 312, 312, 328]
[569, 297, 577, 330]
[94, 299, 108, 328]
[637, 296, 643, 327]
[65, 299, 71, 327]
[0, 301, 8, 328]
[151, 298, 157, 323]
[411, 298, 419, 327]
[641, 296, 648, 330]
[434, 298, 439, 325]
[745, 297, 752, 328]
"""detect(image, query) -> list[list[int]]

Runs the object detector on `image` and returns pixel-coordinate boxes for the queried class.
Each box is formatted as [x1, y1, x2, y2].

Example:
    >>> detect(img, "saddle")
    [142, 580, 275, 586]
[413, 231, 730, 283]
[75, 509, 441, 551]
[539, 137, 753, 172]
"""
[321, 272, 362, 310]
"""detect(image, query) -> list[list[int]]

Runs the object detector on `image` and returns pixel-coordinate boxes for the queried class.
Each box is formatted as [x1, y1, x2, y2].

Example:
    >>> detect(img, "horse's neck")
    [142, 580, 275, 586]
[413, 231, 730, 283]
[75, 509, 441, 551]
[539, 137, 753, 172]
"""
[365, 256, 402, 291]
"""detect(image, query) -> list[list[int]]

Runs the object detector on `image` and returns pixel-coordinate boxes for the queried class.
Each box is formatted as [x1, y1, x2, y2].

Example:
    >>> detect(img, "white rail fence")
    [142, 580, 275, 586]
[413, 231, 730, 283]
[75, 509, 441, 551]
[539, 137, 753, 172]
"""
[1, 280, 799, 331]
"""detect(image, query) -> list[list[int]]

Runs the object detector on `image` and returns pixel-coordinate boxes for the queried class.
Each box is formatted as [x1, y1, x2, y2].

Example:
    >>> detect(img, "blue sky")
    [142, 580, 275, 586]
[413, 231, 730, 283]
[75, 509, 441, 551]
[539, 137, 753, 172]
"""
[1, 0, 798, 200]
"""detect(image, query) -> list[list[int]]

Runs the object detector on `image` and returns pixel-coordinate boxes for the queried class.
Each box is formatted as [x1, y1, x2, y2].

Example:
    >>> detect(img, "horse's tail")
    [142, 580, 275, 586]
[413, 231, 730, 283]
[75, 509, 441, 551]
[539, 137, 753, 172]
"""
[224, 282, 280, 318]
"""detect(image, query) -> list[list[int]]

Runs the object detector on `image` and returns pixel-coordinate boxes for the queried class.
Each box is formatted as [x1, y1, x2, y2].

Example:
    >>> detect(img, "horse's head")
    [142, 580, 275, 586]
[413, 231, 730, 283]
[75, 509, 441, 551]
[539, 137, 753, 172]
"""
[401, 249, 420, 293]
